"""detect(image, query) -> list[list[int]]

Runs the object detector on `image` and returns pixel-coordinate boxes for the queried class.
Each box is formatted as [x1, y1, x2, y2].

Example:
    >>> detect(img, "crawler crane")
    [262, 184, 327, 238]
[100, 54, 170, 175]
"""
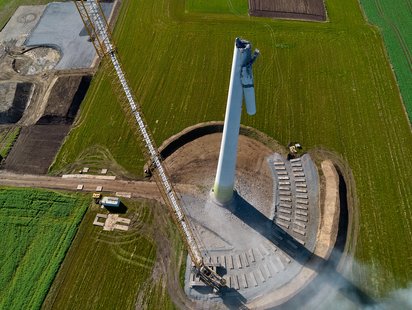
[73, 0, 226, 292]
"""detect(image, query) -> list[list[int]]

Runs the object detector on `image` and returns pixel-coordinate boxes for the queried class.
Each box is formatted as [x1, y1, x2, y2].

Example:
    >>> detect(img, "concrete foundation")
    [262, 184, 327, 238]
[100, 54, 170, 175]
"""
[182, 150, 320, 307]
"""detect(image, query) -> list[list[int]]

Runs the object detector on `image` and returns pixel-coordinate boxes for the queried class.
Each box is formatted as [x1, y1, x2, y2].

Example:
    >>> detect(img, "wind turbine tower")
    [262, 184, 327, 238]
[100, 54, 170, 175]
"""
[213, 38, 259, 204]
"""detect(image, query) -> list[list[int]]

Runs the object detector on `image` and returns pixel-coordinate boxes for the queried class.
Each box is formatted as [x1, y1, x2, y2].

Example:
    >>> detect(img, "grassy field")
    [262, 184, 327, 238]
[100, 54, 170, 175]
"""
[0, 188, 88, 309]
[359, 0, 412, 123]
[43, 199, 179, 309]
[185, 0, 248, 15]
[51, 0, 412, 300]
[0, 126, 20, 159]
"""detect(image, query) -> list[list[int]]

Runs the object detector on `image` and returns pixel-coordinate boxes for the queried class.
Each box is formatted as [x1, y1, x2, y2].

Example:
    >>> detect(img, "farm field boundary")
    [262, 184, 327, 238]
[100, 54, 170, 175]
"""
[359, 0, 412, 123]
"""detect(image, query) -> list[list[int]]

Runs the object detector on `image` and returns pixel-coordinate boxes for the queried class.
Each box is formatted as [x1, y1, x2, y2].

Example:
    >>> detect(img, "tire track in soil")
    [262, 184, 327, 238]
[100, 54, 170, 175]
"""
[405, 0, 412, 15]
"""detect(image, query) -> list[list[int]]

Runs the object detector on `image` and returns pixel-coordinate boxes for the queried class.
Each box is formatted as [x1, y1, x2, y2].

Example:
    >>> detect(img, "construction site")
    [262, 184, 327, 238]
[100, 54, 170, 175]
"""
[4, 0, 407, 309]
[0, 1, 348, 308]
[0, 2, 116, 173]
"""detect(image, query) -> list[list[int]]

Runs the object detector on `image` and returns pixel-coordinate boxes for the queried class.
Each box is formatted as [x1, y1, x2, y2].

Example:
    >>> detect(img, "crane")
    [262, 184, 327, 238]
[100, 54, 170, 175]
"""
[73, 0, 226, 292]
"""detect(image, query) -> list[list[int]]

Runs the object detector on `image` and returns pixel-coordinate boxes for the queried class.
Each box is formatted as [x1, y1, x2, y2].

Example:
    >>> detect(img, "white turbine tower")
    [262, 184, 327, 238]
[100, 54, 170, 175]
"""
[213, 38, 259, 204]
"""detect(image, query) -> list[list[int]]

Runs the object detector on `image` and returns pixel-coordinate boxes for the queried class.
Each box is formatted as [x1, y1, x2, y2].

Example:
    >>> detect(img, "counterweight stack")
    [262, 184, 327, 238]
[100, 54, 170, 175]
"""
[73, 0, 226, 292]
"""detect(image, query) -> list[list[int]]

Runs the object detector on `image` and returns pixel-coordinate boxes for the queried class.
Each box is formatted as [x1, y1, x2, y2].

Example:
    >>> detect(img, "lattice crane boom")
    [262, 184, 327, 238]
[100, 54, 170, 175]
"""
[73, 0, 226, 292]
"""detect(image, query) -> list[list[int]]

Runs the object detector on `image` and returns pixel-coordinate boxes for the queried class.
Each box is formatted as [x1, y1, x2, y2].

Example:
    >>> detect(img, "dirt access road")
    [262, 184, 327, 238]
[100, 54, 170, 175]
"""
[0, 171, 199, 201]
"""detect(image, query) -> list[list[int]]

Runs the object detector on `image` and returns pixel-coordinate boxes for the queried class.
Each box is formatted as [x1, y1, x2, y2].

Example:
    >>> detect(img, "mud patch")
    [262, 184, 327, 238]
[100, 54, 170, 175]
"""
[3, 124, 70, 174]
[37, 75, 91, 124]
[0, 82, 32, 124]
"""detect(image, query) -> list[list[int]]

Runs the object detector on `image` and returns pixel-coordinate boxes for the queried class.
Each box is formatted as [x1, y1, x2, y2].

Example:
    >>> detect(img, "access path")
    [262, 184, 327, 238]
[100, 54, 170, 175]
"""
[0, 171, 199, 202]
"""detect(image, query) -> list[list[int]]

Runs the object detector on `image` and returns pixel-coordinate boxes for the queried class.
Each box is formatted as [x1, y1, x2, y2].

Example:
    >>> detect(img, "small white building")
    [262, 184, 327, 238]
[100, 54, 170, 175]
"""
[100, 196, 120, 207]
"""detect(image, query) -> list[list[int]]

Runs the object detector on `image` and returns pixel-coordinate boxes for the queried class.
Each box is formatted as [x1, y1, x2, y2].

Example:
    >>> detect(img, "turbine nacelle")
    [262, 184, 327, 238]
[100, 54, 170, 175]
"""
[236, 38, 259, 116]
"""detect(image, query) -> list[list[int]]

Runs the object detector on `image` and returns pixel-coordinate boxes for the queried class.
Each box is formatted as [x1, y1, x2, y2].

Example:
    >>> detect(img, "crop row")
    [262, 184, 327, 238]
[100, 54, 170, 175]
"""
[0, 188, 88, 309]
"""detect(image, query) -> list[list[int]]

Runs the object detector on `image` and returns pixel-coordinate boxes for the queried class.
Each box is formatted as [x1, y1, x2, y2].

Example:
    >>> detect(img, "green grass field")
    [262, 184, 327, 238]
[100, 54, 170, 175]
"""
[0, 188, 88, 309]
[185, 0, 248, 15]
[51, 0, 412, 300]
[359, 0, 412, 123]
[43, 199, 178, 309]
[0, 126, 20, 158]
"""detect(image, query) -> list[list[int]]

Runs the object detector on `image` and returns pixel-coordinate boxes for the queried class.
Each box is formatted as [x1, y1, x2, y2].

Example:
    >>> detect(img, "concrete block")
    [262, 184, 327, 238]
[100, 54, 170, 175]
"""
[279, 181, 290, 185]
[249, 272, 258, 287]
[256, 269, 266, 283]
[243, 252, 250, 267]
[294, 221, 306, 229]
[295, 216, 308, 222]
[248, 249, 256, 263]
[279, 208, 292, 215]
[278, 215, 291, 222]
[227, 255, 234, 269]
[296, 210, 308, 216]
[280, 197, 292, 202]
[275, 256, 285, 270]
[275, 220, 289, 229]
[263, 264, 272, 278]
[221, 255, 226, 268]
[279, 191, 291, 196]
[234, 275, 240, 290]
[269, 260, 279, 273]
[279, 186, 290, 191]
[293, 228, 306, 236]
[242, 273, 248, 288]
[237, 255, 243, 269]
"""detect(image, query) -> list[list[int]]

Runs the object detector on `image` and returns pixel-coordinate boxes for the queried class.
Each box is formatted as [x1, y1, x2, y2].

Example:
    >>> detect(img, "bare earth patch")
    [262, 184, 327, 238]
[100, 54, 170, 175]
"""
[248, 0, 326, 21]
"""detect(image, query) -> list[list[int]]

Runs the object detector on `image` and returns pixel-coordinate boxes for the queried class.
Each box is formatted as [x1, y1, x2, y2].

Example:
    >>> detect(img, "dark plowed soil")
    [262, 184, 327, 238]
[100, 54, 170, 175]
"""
[36, 75, 91, 125]
[3, 124, 70, 174]
[0, 83, 32, 124]
[248, 0, 326, 21]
